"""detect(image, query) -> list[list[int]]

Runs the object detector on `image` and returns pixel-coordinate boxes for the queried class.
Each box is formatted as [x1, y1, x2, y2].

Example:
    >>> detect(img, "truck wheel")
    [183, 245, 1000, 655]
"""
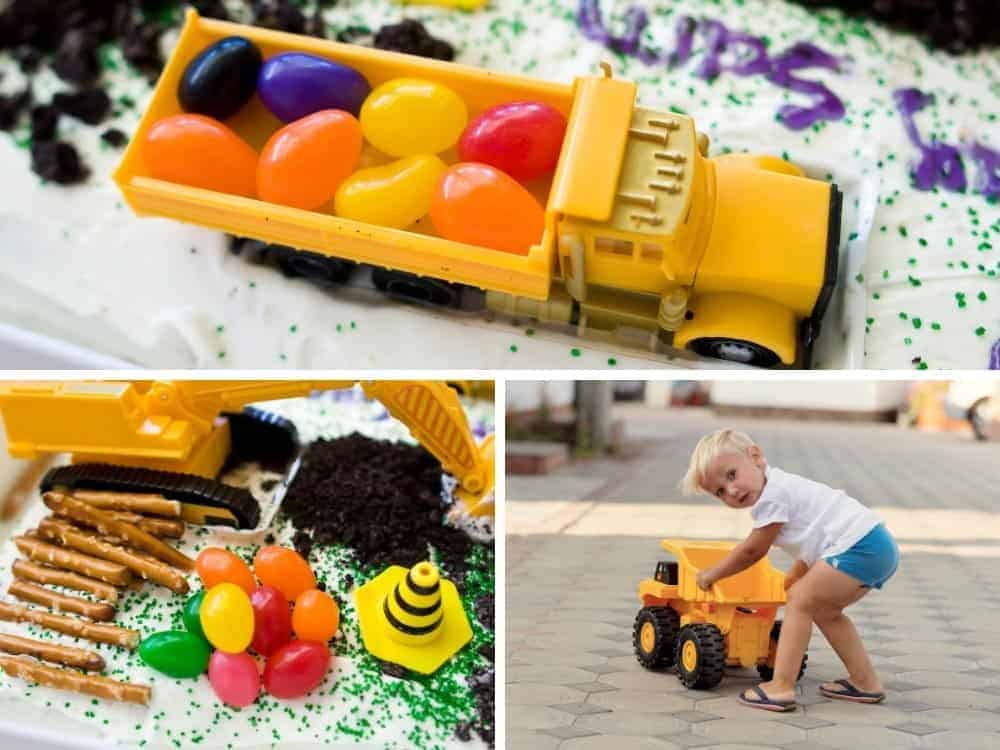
[969, 398, 991, 441]
[675, 623, 726, 689]
[756, 620, 808, 681]
[268, 247, 355, 283]
[632, 607, 680, 670]
[372, 268, 463, 308]
[688, 337, 780, 368]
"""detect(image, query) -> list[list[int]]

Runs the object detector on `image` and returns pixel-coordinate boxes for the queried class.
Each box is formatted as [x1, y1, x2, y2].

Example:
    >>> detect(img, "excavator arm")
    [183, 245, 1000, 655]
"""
[0, 380, 494, 524]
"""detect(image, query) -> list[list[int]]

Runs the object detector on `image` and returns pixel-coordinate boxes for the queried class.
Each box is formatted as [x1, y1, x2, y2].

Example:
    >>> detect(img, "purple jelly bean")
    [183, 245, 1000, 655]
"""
[257, 53, 371, 122]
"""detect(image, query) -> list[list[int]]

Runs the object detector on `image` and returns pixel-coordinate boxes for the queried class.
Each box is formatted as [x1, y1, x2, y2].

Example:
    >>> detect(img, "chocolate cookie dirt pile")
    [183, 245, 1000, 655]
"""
[281, 432, 487, 584]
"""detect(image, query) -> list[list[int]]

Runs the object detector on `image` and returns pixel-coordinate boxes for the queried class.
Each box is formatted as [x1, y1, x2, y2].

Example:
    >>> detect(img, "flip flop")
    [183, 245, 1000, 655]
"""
[819, 679, 886, 704]
[738, 685, 797, 712]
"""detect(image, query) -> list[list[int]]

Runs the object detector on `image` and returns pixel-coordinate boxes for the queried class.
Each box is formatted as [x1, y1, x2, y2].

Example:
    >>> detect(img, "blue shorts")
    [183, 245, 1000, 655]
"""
[823, 523, 899, 589]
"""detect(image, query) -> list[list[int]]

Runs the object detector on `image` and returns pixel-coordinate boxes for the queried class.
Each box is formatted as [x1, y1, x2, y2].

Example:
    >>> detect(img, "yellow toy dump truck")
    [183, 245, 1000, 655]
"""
[115, 10, 840, 368]
[0, 381, 494, 529]
[633, 539, 807, 689]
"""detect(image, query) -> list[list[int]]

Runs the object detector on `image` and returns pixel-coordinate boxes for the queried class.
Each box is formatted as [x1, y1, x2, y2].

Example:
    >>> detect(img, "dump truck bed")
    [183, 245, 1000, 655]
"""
[114, 10, 573, 299]
[661, 538, 787, 605]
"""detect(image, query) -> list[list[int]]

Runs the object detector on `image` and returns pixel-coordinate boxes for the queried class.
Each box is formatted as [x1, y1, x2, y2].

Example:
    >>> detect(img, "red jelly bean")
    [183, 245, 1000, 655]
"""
[143, 114, 257, 197]
[250, 585, 292, 657]
[257, 109, 362, 210]
[264, 640, 331, 699]
[196, 548, 255, 595]
[208, 650, 260, 708]
[253, 546, 316, 602]
[459, 101, 567, 182]
[430, 162, 545, 255]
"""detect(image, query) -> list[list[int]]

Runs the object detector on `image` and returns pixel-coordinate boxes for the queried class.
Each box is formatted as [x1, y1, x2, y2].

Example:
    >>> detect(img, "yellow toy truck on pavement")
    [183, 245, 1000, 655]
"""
[633, 539, 807, 689]
[115, 10, 841, 368]
[0, 381, 494, 528]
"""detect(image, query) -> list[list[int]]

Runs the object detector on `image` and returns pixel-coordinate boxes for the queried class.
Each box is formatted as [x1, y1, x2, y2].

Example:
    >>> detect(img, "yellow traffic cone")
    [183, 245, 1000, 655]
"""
[354, 560, 472, 674]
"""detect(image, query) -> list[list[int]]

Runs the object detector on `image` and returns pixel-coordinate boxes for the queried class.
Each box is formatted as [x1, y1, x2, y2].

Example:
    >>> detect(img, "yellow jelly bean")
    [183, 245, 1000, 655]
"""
[335, 154, 447, 229]
[200, 583, 254, 654]
[360, 78, 467, 157]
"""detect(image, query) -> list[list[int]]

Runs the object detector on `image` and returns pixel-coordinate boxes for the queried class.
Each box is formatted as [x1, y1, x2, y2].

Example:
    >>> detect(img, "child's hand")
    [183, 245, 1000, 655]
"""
[696, 568, 716, 591]
[784, 560, 809, 590]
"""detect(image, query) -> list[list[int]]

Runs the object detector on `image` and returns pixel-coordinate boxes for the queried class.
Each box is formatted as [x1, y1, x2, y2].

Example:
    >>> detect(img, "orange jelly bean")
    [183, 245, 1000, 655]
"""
[430, 162, 545, 255]
[257, 109, 362, 211]
[143, 113, 257, 197]
[253, 546, 316, 602]
[196, 548, 256, 596]
[292, 588, 340, 642]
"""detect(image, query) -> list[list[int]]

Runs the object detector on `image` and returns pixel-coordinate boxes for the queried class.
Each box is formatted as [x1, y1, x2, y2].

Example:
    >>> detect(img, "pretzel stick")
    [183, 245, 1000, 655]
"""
[103, 512, 185, 539]
[0, 601, 139, 648]
[71, 490, 181, 518]
[36, 519, 188, 595]
[12, 559, 119, 603]
[8, 580, 116, 622]
[14, 536, 132, 586]
[0, 632, 105, 671]
[0, 655, 150, 704]
[44, 493, 194, 572]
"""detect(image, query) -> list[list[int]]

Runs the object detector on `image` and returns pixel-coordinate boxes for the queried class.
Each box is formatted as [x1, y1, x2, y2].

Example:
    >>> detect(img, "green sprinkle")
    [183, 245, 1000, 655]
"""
[898, 226, 908, 238]
[975, 326, 987, 337]
[855, 273, 864, 283]
[570, 348, 581, 357]
[509, 344, 518, 353]
[607, 358, 617, 366]
[912, 317, 922, 329]
[289, 324, 298, 333]
[931, 322, 941, 331]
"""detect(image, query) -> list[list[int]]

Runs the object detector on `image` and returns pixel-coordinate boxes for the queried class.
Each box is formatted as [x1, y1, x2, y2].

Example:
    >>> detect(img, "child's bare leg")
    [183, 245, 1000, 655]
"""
[814, 583, 882, 694]
[746, 561, 871, 703]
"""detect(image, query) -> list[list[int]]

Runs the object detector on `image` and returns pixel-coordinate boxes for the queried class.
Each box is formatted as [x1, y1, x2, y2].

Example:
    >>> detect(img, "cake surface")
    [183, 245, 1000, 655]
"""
[0, 0, 996, 369]
[0, 388, 495, 749]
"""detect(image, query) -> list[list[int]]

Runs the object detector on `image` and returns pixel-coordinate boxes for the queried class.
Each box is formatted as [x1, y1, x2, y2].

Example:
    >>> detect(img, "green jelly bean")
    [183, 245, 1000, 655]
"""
[139, 630, 211, 678]
[183, 590, 207, 639]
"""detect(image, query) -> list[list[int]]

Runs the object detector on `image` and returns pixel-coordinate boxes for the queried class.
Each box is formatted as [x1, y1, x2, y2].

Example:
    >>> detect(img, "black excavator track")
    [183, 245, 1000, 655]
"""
[39, 408, 301, 530]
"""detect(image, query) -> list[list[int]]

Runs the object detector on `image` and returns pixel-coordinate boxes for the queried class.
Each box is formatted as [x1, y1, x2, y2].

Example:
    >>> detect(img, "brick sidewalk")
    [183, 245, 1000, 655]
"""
[507, 408, 1000, 749]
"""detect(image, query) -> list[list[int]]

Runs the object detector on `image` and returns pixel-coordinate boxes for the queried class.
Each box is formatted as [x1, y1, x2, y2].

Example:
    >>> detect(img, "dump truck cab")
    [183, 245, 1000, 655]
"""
[523, 66, 841, 367]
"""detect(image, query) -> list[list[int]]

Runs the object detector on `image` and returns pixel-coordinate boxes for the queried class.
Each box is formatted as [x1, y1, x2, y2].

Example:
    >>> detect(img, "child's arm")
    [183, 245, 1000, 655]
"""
[696, 523, 783, 590]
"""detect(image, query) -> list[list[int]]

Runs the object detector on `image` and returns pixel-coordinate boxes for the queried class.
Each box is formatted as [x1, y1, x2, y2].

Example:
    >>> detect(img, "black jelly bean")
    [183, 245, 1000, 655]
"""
[178, 36, 262, 121]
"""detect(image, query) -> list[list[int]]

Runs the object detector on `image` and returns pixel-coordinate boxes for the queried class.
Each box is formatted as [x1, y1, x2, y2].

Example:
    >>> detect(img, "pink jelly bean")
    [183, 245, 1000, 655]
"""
[264, 641, 331, 699]
[250, 585, 292, 657]
[208, 651, 260, 708]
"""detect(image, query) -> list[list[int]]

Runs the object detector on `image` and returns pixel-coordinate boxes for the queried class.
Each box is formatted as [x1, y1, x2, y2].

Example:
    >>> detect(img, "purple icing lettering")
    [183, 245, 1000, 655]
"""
[768, 43, 846, 130]
[670, 15, 696, 68]
[990, 339, 1000, 370]
[968, 142, 1000, 201]
[893, 88, 967, 192]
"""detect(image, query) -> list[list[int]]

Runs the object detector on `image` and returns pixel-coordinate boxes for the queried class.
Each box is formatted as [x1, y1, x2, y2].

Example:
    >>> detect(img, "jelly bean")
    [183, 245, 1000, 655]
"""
[430, 163, 545, 254]
[139, 630, 210, 678]
[179, 36, 262, 121]
[253, 546, 316, 602]
[200, 583, 255, 653]
[292, 588, 340, 643]
[250, 585, 292, 657]
[257, 109, 362, 210]
[182, 590, 207, 640]
[208, 651, 261, 708]
[360, 78, 467, 157]
[258, 53, 370, 122]
[459, 101, 567, 182]
[263, 641, 331, 699]
[335, 154, 446, 229]
[196, 547, 256, 595]
[143, 114, 257, 197]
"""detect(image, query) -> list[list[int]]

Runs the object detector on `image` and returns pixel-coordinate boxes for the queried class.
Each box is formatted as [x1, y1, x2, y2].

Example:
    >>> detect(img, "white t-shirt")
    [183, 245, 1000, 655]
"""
[750, 465, 880, 565]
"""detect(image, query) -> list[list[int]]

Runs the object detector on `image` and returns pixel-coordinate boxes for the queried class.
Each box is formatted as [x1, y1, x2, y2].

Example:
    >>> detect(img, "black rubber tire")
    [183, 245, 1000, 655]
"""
[675, 623, 726, 689]
[969, 398, 990, 442]
[756, 620, 808, 681]
[632, 607, 680, 670]
[688, 337, 781, 368]
[372, 268, 464, 308]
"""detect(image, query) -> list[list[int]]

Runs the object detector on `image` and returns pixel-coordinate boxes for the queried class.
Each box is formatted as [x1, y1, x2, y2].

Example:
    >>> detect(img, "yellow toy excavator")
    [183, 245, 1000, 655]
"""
[0, 381, 494, 529]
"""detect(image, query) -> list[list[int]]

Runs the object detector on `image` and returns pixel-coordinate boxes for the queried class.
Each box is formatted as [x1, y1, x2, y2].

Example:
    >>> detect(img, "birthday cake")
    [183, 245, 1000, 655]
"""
[0, 386, 496, 749]
[0, 0, 996, 369]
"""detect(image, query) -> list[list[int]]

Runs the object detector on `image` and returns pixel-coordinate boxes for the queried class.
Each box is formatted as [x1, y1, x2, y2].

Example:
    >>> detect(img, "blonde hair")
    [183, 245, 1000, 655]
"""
[680, 429, 756, 496]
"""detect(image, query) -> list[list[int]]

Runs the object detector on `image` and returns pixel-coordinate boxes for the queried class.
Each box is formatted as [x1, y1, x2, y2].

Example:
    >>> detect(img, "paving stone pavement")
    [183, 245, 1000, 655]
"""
[507, 407, 1000, 749]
